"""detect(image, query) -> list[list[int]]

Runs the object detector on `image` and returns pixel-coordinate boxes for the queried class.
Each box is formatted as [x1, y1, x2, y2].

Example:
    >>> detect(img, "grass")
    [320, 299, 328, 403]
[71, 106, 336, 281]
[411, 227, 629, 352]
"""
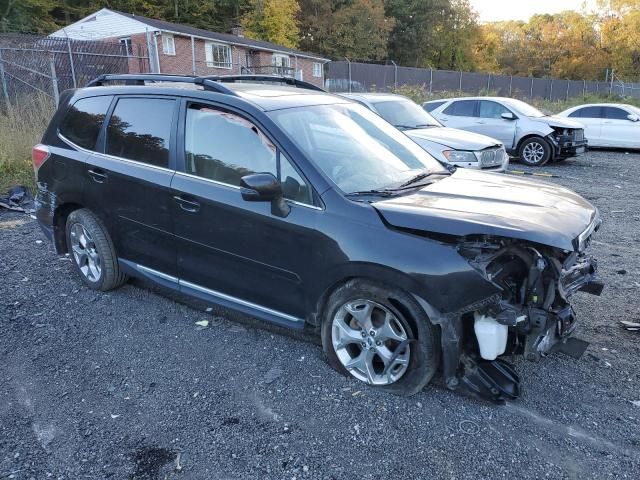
[0, 93, 54, 195]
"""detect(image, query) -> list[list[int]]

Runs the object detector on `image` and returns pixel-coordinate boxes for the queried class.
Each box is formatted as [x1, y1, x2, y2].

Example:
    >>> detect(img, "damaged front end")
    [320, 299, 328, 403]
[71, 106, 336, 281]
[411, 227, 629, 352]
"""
[438, 226, 603, 403]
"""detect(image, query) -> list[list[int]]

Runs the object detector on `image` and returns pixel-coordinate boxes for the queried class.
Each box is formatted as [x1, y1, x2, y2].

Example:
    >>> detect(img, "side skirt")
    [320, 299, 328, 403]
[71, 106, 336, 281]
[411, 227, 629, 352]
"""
[118, 259, 305, 330]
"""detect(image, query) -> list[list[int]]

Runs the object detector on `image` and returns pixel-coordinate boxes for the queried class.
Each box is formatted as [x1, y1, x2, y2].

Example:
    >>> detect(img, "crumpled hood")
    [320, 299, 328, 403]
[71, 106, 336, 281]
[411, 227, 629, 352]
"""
[373, 168, 597, 251]
[406, 127, 502, 150]
[529, 115, 584, 129]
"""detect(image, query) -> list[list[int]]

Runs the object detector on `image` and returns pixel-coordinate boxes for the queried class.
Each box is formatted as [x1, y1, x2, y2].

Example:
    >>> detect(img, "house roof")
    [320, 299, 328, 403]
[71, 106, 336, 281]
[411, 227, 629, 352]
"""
[113, 9, 330, 62]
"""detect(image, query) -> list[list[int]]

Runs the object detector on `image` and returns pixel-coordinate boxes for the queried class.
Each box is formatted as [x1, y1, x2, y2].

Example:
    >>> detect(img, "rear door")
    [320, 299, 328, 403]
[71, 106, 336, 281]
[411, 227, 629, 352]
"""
[568, 106, 602, 146]
[171, 100, 321, 320]
[474, 100, 517, 147]
[84, 95, 179, 279]
[600, 106, 638, 148]
[437, 100, 479, 130]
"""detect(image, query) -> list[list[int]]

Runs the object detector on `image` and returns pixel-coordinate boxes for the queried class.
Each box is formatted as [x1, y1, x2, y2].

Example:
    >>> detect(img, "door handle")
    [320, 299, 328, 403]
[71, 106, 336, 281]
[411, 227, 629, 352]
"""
[173, 195, 200, 213]
[87, 169, 107, 183]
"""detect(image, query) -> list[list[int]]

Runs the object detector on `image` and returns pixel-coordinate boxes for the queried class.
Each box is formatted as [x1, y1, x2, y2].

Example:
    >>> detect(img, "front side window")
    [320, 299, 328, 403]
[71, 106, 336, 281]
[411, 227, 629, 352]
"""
[59, 95, 113, 150]
[106, 98, 175, 167]
[603, 106, 629, 120]
[162, 33, 175, 55]
[372, 98, 441, 129]
[479, 100, 510, 119]
[268, 103, 446, 194]
[184, 104, 312, 204]
[424, 101, 446, 112]
[443, 100, 477, 117]
[205, 42, 232, 69]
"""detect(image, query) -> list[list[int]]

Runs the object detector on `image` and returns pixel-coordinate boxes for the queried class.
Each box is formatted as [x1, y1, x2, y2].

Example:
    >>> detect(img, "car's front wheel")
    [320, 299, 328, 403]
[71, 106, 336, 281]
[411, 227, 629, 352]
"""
[65, 209, 127, 291]
[518, 136, 552, 166]
[321, 279, 440, 395]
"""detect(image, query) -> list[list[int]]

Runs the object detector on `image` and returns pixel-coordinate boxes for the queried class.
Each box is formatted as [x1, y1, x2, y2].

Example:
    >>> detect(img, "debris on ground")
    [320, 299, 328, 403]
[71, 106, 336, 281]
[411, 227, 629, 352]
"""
[195, 320, 209, 329]
[0, 186, 33, 213]
[620, 320, 640, 332]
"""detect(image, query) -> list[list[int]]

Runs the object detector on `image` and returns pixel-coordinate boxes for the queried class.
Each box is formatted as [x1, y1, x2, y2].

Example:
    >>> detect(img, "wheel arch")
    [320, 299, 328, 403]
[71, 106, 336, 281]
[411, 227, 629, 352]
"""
[308, 263, 429, 328]
[52, 202, 84, 254]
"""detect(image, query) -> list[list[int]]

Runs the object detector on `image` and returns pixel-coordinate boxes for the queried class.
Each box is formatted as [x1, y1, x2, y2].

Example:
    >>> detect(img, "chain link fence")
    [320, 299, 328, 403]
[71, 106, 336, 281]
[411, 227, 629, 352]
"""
[325, 61, 640, 101]
[0, 34, 149, 112]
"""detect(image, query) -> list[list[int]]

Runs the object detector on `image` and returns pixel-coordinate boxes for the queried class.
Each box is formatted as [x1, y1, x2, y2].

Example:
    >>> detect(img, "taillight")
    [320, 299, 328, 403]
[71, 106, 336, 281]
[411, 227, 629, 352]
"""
[32, 144, 50, 172]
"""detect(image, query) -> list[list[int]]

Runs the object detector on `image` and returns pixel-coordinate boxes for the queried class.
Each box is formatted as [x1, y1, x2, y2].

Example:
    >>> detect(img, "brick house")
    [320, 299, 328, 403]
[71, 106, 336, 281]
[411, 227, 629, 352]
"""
[50, 8, 330, 87]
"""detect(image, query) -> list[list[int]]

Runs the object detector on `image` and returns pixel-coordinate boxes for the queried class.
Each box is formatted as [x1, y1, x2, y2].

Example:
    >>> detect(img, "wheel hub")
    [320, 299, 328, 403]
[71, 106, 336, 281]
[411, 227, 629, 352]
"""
[331, 299, 410, 386]
[70, 223, 101, 282]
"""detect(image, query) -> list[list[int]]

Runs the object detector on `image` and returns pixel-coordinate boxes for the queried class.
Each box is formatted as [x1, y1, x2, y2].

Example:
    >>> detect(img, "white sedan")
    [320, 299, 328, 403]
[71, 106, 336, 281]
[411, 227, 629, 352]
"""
[558, 103, 640, 148]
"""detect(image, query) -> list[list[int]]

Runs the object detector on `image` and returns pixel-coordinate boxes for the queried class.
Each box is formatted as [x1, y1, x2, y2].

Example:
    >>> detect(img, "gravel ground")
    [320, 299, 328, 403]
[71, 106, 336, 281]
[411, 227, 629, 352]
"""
[1, 150, 639, 480]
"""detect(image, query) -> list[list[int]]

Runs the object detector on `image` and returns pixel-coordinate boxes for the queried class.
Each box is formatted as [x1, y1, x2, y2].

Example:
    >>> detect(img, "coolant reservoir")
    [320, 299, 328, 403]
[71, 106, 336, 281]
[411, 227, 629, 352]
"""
[474, 312, 508, 361]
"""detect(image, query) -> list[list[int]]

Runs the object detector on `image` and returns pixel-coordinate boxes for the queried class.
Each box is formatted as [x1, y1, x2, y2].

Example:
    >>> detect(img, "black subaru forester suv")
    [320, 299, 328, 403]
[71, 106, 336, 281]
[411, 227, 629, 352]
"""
[34, 74, 603, 402]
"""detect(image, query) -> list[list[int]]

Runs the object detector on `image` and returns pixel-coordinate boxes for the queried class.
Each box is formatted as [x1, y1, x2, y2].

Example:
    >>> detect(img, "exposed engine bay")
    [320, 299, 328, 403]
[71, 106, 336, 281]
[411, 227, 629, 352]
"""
[438, 232, 603, 403]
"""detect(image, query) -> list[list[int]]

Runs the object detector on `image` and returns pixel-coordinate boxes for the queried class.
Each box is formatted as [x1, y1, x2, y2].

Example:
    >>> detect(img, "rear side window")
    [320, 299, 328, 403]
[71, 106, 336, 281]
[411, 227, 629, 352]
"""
[569, 106, 602, 118]
[106, 98, 175, 167]
[424, 101, 445, 112]
[443, 100, 477, 117]
[59, 96, 112, 150]
[603, 107, 629, 120]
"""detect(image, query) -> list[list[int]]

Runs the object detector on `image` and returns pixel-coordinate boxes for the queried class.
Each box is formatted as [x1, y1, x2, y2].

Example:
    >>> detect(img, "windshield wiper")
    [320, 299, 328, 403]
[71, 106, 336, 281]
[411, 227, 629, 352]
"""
[346, 189, 398, 198]
[397, 171, 449, 188]
[394, 123, 435, 130]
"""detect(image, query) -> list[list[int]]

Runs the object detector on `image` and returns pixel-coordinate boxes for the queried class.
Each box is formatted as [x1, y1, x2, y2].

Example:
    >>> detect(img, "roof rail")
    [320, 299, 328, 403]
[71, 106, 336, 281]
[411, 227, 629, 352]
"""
[86, 73, 325, 95]
[201, 75, 326, 92]
[86, 74, 237, 96]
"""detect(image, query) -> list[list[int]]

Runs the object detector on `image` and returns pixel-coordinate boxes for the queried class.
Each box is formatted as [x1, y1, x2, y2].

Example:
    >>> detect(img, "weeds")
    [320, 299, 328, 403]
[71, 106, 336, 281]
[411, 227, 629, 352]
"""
[0, 93, 53, 194]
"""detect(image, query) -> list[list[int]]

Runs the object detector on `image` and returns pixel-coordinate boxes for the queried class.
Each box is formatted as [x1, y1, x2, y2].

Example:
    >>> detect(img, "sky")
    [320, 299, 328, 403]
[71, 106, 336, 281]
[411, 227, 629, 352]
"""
[469, 0, 597, 22]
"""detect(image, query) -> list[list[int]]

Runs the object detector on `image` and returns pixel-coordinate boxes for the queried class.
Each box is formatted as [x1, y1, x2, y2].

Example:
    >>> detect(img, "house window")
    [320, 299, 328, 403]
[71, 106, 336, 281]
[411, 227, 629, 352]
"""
[162, 33, 175, 55]
[312, 62, 322, 77]
[119, 38, 132, 57]
[272, 54, 290, 75]
[205, 42, 232, 69]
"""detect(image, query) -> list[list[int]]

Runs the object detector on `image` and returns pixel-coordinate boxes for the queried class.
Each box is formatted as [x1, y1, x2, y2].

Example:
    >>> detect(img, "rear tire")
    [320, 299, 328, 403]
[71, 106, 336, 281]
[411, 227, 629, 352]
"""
[518, 136, 552, 166]
[321, 279, 440, 396]
[65, 209, 127, 291]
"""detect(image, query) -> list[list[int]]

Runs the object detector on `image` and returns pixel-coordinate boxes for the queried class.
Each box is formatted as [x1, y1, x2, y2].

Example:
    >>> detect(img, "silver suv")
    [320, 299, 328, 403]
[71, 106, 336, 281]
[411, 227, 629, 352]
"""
[425, 97, 587, 166]
[343, 93, 509, 172]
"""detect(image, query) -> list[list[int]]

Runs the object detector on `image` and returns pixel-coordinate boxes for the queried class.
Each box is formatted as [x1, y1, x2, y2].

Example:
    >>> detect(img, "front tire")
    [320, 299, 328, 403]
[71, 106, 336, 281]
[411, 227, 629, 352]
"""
[518, 136, 552, 166]
[65, 209, 127, 291]
[321, 279, 440, 396]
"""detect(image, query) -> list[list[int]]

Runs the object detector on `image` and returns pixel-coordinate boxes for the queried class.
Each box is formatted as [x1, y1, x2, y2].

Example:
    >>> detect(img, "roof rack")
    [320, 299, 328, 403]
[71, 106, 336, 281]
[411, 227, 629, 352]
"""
[86, 73, 325, 95]
[201, 75, 325, 92]
[86, 74, 237, 95]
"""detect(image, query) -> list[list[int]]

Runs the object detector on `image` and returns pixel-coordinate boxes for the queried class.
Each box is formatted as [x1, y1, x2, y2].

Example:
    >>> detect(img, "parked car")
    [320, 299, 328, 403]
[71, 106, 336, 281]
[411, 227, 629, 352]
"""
[342, 93, 509, 172]
[557, 103, 640, 149]
[34, 74, 603, 403]
[425, 97, 588, 166]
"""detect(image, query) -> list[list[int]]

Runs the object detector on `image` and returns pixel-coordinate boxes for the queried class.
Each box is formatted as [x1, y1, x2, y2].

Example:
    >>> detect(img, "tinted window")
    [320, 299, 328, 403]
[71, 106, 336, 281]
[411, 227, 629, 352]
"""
[424, 101, 446, 112]
[603, 106, 629, 120]
[479, 100, 510, 119]
[106, 98, 174, 167]
[185, 104, 312, 204]
[59, 96, 112, 150]
[443, 100, 477, 117]
[569, 106, 602, 118]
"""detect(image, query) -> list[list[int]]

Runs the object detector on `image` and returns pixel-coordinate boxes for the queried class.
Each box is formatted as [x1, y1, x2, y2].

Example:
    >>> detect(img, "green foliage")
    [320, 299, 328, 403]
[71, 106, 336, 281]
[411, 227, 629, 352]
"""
[242, 0, 300, 48]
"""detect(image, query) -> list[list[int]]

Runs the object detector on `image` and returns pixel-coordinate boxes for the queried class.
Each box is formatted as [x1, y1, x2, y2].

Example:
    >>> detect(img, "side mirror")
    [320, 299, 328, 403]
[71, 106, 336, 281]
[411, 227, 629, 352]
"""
[627, 114, 639, 122]
[501, 112, 516, 120]
[240, 173, 290, 217]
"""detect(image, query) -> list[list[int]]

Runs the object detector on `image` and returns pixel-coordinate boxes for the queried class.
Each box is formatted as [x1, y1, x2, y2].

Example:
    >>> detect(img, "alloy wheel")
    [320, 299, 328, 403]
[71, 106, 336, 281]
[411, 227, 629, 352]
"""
[331, 299, 410, 385]
[522, 141, 546, 164]
[70, 223, 102, 282]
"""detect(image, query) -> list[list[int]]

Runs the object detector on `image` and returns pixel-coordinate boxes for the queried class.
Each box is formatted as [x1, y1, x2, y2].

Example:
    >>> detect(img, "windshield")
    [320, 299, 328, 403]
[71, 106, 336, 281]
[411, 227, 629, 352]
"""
[268, 103, 447, 194]
[372, 98, 442, 129]
[502, 98, 546, 118]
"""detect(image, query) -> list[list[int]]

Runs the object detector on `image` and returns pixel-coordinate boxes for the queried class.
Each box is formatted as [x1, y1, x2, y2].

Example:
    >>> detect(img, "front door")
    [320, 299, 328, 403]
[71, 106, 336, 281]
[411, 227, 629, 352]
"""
[171, 101, 320, 319]
[84, 95, 178, 277]
[473, 100, 518, 148]
[600, 106, 638, 148]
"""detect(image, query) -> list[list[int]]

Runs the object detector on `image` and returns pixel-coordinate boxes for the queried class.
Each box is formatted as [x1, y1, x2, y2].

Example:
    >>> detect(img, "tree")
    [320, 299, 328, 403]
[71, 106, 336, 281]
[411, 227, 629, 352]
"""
[323, 0, 394, 61]
[242, 0, 300, 49]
